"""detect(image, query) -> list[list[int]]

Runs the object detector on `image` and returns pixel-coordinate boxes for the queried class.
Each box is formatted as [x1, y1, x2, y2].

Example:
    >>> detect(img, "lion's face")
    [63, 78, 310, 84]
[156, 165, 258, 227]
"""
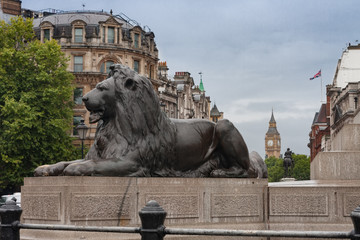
[82, 77, 116, 123]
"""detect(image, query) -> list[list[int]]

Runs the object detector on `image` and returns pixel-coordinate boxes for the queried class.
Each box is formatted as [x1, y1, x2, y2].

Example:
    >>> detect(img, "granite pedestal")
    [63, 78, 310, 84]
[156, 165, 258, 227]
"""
[21, 177, 268, 240]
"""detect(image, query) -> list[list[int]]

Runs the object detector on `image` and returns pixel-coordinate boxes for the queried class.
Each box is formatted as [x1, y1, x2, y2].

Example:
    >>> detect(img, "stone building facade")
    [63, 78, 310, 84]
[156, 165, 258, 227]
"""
[157, 62, 211, 120]
[265, 110, 281, 158]
[310, 44, 360, 180]
[210, 104, 223, 122]
[32, 11, 160, 147]
[29, 10, 213, 147]
[308, 97, 330, 162]
[0, 0, 21, 22]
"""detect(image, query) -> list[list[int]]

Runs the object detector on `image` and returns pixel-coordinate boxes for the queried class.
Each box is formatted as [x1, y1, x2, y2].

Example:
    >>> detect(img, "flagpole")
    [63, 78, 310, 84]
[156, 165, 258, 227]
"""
[321, 72, 323, 103]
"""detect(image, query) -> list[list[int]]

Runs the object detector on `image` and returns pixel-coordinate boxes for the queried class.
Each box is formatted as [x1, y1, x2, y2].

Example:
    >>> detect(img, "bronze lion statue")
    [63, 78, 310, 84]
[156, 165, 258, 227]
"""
[34, 64, 267, 178]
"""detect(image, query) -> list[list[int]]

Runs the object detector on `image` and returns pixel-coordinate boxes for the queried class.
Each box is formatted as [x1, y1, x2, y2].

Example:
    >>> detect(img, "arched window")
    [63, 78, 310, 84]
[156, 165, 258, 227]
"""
[100, 61, 114, 74]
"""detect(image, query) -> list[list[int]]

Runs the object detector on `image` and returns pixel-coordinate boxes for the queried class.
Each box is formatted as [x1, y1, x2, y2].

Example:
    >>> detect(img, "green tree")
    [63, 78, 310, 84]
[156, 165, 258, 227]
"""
[265, 154, 310, 182]
[292, 154, 310, 180]
[265, 156, 284, 182]
[0, 17, 77, 192]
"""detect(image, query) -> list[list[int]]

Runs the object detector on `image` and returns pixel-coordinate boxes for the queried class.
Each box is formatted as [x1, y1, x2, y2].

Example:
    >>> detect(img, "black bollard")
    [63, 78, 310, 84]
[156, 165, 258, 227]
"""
[139, 200, 167, 240]
[0, 197, 22, 240]
[351, 206, 360, 240]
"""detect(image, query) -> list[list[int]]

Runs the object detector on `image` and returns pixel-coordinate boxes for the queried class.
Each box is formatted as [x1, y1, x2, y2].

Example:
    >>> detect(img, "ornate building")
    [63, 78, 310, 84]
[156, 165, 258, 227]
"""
[157, 62, 211, 120]
[31, 11, 160, 147]
[29, 10, 212, 147]
[310, 43, 360, 180]
[265, 110, 281, 158]
[210, 104, 223, 122]
[308, 98, 330, 162]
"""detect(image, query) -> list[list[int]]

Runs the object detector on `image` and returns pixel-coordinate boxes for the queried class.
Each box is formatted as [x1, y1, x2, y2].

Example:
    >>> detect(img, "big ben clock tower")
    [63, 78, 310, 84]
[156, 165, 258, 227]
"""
[265, 109, 281, 158]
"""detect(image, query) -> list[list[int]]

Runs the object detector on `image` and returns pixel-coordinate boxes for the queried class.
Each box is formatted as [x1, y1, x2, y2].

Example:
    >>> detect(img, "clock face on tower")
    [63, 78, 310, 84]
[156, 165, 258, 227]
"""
[267, 140, 273, 146]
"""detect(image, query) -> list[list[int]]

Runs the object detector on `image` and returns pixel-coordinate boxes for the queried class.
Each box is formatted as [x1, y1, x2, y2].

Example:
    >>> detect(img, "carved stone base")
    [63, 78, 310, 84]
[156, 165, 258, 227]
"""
[20, 178, 360, 240]
[21, 177, 268, 227]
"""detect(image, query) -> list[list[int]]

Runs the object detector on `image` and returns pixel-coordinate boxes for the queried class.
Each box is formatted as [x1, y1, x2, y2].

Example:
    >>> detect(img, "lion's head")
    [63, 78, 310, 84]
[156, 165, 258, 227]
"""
[82, 64, 176, 175]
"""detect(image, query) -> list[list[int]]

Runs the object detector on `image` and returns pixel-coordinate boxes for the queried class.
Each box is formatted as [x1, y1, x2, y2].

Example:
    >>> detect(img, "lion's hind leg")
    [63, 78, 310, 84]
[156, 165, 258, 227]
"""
[210, 119, 251, 178]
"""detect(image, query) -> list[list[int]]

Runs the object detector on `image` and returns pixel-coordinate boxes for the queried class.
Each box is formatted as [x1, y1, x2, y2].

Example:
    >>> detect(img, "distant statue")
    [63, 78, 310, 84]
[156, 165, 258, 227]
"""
[34, 64, 267, 178]
[283, 148, 294, 177]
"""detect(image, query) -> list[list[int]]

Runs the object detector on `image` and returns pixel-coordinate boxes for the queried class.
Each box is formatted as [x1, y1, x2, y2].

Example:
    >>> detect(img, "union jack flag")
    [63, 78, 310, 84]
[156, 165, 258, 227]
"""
[310, 70, 321, 80]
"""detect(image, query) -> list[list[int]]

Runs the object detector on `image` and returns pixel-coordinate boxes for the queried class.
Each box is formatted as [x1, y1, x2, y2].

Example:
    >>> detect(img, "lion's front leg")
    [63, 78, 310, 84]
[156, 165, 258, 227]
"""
[63, 158, 141, 176]
[63, 160, 96, 176]
[34, 160, 84, 176]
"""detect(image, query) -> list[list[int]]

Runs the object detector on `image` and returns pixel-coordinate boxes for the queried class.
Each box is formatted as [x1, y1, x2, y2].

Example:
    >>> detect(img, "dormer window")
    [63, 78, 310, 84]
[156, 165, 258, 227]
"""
[71, 20, 86, 43]
[40, 21, 54, 42]
[134, 33, 139, 48]
[100, 16, 122, 44]
[74, 28, 83, 43]
[108, 27, 115, 43]
[43, 29, 50, 41]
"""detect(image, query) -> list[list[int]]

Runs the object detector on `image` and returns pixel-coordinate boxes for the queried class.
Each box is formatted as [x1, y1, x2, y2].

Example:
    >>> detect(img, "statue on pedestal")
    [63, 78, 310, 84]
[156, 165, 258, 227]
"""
[283, 148, 294, 177]
[34, 64, 267, 178]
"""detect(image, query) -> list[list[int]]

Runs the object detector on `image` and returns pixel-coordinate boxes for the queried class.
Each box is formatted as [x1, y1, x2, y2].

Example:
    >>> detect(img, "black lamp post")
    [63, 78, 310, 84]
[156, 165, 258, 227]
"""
[76, 119, 88, 159]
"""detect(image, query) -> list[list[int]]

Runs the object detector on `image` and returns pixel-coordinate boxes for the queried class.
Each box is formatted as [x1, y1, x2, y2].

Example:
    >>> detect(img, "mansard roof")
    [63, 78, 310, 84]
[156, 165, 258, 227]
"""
[312, 103, 327, 125]
[33, 12, 133, 29]
[210, 104, 221, 117]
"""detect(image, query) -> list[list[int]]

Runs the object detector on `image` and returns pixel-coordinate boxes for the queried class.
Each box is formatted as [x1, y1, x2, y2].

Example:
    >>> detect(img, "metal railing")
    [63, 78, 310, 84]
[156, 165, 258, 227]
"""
[1, 198, 360, 240]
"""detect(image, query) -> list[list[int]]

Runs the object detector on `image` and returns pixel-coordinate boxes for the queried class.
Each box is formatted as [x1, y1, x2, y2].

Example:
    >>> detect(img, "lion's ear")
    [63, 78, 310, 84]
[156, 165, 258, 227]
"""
[124, 78, 136, 91]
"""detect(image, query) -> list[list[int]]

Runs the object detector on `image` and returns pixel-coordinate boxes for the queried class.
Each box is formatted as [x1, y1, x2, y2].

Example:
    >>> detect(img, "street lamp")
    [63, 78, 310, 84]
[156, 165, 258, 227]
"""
[76, 119, 88, 159]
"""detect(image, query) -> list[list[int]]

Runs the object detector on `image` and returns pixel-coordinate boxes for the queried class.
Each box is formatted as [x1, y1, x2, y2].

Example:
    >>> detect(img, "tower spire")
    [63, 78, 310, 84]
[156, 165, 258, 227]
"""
[199, 72, 204, 92]
[270, 108, 276, 123]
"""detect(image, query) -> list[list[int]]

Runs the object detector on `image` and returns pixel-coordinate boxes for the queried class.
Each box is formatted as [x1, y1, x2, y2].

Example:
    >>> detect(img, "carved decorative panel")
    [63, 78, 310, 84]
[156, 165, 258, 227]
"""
[211, 194, 260, 217]
[145, 194, 199, 219]
[270, 194, 328, 216]
[22, 193, 61, 220]
[71, 194, 130, 220]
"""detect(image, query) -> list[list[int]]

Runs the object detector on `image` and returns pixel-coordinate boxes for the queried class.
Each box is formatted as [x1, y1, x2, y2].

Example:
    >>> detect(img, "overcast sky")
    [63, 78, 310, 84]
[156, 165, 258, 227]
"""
[23, 0, 360, 158]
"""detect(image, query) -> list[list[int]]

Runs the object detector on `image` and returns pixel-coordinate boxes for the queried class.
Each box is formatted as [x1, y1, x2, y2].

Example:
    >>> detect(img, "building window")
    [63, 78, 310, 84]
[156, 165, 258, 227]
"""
[149, 65, 154, 79]
[102, 26, 105, 43]
[74, 88, 83, 105]
[74, 28, 83, 43]
[134, 60, 139, 73]
[100, 61, 114, 74]
[74, 56, 83, 72]
[134, 33, 139, 48]
[73, 116, 83, 135]
[44, 29, 50, 41]
[108, 27, 115, 43]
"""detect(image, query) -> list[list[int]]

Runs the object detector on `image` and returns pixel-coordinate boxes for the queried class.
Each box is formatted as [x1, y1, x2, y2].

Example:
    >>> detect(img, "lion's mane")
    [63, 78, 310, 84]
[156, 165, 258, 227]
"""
[85, 65, 177, 176]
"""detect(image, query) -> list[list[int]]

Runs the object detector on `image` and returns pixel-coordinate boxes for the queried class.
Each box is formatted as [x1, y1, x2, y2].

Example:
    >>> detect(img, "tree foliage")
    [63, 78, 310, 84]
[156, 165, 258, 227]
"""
[0, 17, 77, 192]
[265, 156, 284, 182]
[265, 154, 310, 182]
[292, 154, 310, 180]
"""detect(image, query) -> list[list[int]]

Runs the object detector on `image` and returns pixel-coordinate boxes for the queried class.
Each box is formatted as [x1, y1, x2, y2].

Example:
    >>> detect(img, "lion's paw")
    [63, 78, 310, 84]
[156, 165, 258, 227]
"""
[63, 161, 95, 176]
[34, 162, 67, 176]
[210, 168, 249, 178]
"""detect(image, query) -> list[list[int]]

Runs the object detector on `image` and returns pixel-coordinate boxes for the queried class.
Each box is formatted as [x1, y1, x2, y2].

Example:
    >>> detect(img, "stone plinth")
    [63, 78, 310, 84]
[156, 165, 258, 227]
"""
[20, 177, 360, 240]
[268, 180, 360, 235]
[21, 177, 268, 238]
[311, 152, 360, 180]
